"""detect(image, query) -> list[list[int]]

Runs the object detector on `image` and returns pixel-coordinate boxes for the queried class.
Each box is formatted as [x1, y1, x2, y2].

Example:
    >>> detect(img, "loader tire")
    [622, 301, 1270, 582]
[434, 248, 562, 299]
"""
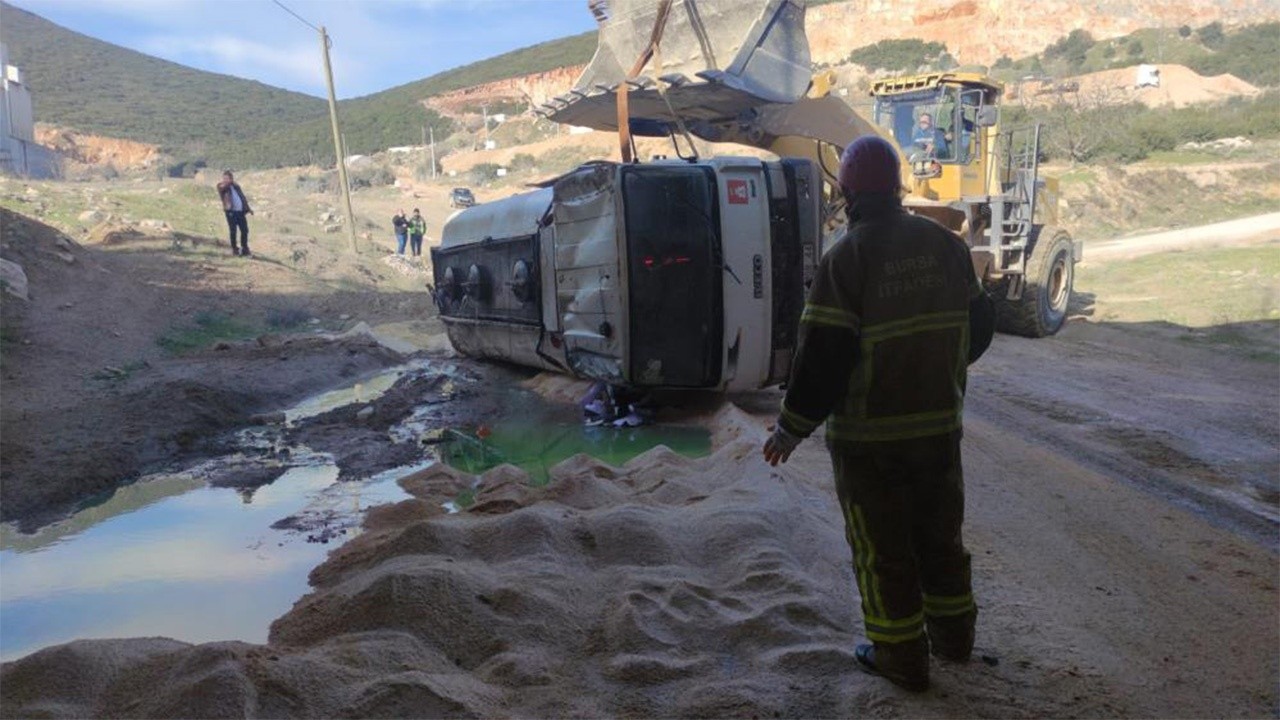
[994, 225, 1074, 337]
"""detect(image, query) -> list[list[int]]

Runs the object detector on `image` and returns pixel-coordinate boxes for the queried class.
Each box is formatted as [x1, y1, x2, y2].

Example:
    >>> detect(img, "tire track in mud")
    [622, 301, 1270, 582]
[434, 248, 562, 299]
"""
[967, 325, 1279, 548]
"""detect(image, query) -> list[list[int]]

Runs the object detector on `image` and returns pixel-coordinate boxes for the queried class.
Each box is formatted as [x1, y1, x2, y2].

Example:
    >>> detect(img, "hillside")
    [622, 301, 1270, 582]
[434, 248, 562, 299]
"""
[221, 32, 595, 170]
[4, 0, 1278, 171]
[0, 0, 591, 171]
[0, 2, 328, 164]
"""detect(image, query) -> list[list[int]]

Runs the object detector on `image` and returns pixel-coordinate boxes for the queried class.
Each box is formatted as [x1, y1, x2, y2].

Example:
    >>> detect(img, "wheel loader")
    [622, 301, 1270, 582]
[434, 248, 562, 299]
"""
[431, 0, 1079, 391]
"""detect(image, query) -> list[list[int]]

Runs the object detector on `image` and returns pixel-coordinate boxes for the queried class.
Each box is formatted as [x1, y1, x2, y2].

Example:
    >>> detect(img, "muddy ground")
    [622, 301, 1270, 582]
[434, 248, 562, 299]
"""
[0, 207, 440, 531]
[1, 194, 1278, 717]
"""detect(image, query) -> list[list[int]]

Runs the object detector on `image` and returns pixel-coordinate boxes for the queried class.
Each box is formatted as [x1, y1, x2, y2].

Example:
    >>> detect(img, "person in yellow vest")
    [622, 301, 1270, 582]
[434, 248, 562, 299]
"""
[763, 134, 995, 692]
[407, 208, 426, 258]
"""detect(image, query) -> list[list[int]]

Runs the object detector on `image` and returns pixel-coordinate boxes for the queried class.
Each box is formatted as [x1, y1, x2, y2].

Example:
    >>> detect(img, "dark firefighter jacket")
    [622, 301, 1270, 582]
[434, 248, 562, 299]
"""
[778, 193, 995, 445]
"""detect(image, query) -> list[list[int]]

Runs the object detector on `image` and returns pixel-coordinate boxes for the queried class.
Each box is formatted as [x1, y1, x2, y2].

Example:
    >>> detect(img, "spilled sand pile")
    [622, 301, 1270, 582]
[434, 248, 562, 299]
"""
[5, 405, 878, 717]
[3, 398, 1276, 717]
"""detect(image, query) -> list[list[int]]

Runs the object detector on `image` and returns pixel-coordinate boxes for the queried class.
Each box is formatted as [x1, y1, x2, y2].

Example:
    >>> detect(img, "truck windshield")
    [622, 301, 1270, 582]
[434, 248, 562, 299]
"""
[874, 86, 962, 163]
[621, 165, 722, 388]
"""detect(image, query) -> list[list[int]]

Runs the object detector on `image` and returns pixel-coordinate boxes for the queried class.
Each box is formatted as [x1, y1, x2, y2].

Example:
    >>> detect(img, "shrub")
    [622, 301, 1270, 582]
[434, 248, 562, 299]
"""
[1197, 21, 1225, 49]
[295, 173, 333, 194]
[265, 305, 309, 329]
[413, 159, 441, 181]
[469, 162, 502, 183]
[1189, 22, 1280, 87]
[1014, 91, 1280, 163]
[348, 165, 395, 189]
[166, 159, 206, 178]
[847, 38, 953, 72]
[1043, 29, 1095, 73]
[509, 153, 537, 171]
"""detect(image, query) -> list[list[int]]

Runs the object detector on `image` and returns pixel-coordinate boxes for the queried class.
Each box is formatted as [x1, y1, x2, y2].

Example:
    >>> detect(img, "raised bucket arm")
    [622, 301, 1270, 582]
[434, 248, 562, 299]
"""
[542, 0, 814, 136]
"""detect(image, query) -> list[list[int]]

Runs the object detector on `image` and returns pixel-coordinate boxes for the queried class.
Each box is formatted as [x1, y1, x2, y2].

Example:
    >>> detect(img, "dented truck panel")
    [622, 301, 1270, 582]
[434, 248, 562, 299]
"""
[553, 163, 627, 383]
[432, 157, 822, 391]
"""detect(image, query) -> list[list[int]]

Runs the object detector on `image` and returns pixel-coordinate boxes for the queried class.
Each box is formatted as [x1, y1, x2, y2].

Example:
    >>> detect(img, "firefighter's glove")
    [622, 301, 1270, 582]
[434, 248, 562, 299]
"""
[763, 425, 802, 467]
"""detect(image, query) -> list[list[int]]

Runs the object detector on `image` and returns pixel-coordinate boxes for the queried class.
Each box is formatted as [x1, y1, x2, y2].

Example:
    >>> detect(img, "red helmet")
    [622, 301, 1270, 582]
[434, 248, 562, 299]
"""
[838, 135, 901, 196]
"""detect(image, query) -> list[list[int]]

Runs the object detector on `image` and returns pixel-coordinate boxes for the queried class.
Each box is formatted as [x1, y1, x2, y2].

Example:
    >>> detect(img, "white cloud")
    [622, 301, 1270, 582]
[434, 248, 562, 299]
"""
[10, 0, 598, 98]
[141, 34, 326, 90]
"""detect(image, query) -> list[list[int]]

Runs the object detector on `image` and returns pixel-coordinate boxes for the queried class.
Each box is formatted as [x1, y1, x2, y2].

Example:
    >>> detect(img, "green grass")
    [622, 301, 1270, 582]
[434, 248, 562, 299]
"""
[1059, 161, 1280, 241]
[1142, 150, 1234, 165]
[1054, 167, 1097, 185]
[1077, 243, 1280, 360]
[155, 311, 258, 354]
[111, 189, 222, 237]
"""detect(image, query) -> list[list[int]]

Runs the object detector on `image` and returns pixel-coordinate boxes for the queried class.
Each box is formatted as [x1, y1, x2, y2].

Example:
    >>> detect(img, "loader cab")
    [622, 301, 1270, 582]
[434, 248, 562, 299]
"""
[871, 73, 1002, 201]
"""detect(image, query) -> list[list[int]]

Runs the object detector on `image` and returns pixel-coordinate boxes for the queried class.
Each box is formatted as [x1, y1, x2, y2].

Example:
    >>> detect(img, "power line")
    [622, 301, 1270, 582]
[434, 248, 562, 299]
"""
[271, 0, 321, 34]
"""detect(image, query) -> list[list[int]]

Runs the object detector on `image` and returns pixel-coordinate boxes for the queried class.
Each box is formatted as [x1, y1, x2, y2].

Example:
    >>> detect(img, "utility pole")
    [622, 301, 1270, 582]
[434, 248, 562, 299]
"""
[320, 25, 359, 255]
[429, 126, 437, 179]
[482, 104, 490, 146]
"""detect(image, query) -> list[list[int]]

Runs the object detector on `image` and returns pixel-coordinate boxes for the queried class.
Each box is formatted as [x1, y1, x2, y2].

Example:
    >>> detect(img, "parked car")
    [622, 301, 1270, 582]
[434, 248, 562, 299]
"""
[449, 187, 476, 208]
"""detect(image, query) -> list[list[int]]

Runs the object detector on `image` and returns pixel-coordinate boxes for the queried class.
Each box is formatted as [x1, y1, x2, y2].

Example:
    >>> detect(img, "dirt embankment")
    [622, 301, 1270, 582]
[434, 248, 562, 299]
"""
[425, 65, 584, 119]
[34, 124, 162, 170]
[0, 207, 429, 530]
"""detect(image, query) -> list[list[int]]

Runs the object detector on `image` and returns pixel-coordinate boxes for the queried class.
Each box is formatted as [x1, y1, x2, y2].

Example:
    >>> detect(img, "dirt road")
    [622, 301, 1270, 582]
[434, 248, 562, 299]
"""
[969, 321, 1279, 543]
[1084, 211, 1280, 260]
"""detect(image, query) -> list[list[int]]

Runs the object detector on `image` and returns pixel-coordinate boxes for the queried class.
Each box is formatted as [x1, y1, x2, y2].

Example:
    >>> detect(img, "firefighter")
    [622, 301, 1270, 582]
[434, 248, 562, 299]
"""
[762, 134, 996, 692]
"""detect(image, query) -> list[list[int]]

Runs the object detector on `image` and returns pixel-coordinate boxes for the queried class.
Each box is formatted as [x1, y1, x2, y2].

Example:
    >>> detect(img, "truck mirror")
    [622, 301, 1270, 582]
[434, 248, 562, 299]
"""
[976, 105, 999, 127]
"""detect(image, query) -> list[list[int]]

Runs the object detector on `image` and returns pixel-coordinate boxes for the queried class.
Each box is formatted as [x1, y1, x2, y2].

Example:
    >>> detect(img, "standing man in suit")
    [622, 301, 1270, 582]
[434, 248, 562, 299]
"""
[216, 170, 253, 257]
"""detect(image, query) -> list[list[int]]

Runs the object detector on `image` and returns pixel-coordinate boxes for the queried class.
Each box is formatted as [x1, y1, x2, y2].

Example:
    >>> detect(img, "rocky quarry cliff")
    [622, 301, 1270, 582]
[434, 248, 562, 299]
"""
[424, 0, 1280, 118]
[806, 0, 1280, 66]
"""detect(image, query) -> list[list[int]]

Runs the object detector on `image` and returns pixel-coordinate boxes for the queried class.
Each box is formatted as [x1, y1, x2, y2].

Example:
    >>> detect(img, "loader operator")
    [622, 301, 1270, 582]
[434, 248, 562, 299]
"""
[762, 135, 995, 692]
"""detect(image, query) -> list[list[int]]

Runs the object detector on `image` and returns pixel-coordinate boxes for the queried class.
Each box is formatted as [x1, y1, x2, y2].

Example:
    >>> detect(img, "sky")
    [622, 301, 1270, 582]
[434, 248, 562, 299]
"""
[9, 0, 598, 99]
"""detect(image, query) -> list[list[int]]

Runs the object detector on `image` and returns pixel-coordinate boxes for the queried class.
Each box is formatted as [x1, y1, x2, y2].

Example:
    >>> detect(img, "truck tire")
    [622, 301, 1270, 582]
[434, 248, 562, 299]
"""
[994, 225, 1074, 337]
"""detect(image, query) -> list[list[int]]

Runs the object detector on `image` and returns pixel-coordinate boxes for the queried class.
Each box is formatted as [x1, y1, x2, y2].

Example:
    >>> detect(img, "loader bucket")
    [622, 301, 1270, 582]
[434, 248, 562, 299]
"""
[542, 0, 811, 133]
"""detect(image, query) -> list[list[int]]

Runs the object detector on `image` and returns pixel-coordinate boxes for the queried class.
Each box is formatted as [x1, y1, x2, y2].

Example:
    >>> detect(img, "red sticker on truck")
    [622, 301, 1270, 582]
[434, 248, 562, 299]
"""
[727, 179, 749, 205]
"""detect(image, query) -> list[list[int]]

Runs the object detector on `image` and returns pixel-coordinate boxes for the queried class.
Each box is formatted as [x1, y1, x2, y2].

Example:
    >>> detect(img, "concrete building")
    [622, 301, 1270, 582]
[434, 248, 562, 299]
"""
[0, 41, 55, 177]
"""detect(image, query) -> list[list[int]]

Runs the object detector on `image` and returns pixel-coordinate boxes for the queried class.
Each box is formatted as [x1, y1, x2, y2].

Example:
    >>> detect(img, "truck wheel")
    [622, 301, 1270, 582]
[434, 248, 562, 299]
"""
[994, 225, 1074, 337]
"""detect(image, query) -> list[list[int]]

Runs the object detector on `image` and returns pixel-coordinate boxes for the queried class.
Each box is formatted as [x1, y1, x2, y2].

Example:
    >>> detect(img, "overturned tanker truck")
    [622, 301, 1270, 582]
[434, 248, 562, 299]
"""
[430, 0, 824, 391]
[431, 155, 822, 391]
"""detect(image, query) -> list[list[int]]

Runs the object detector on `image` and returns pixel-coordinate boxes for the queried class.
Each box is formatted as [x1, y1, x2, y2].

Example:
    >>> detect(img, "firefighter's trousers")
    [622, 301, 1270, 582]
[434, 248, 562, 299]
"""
[830, 434, 977, 677]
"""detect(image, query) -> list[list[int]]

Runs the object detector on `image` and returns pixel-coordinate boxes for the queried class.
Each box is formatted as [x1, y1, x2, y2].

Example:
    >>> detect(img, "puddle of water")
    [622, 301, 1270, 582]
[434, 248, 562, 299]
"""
[0, 459, 418, 662]
[0, 363, 711, 663]
[285, 360, 434, 424]
[0, 465, 353, 661]
[436, 399, 712, 485]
